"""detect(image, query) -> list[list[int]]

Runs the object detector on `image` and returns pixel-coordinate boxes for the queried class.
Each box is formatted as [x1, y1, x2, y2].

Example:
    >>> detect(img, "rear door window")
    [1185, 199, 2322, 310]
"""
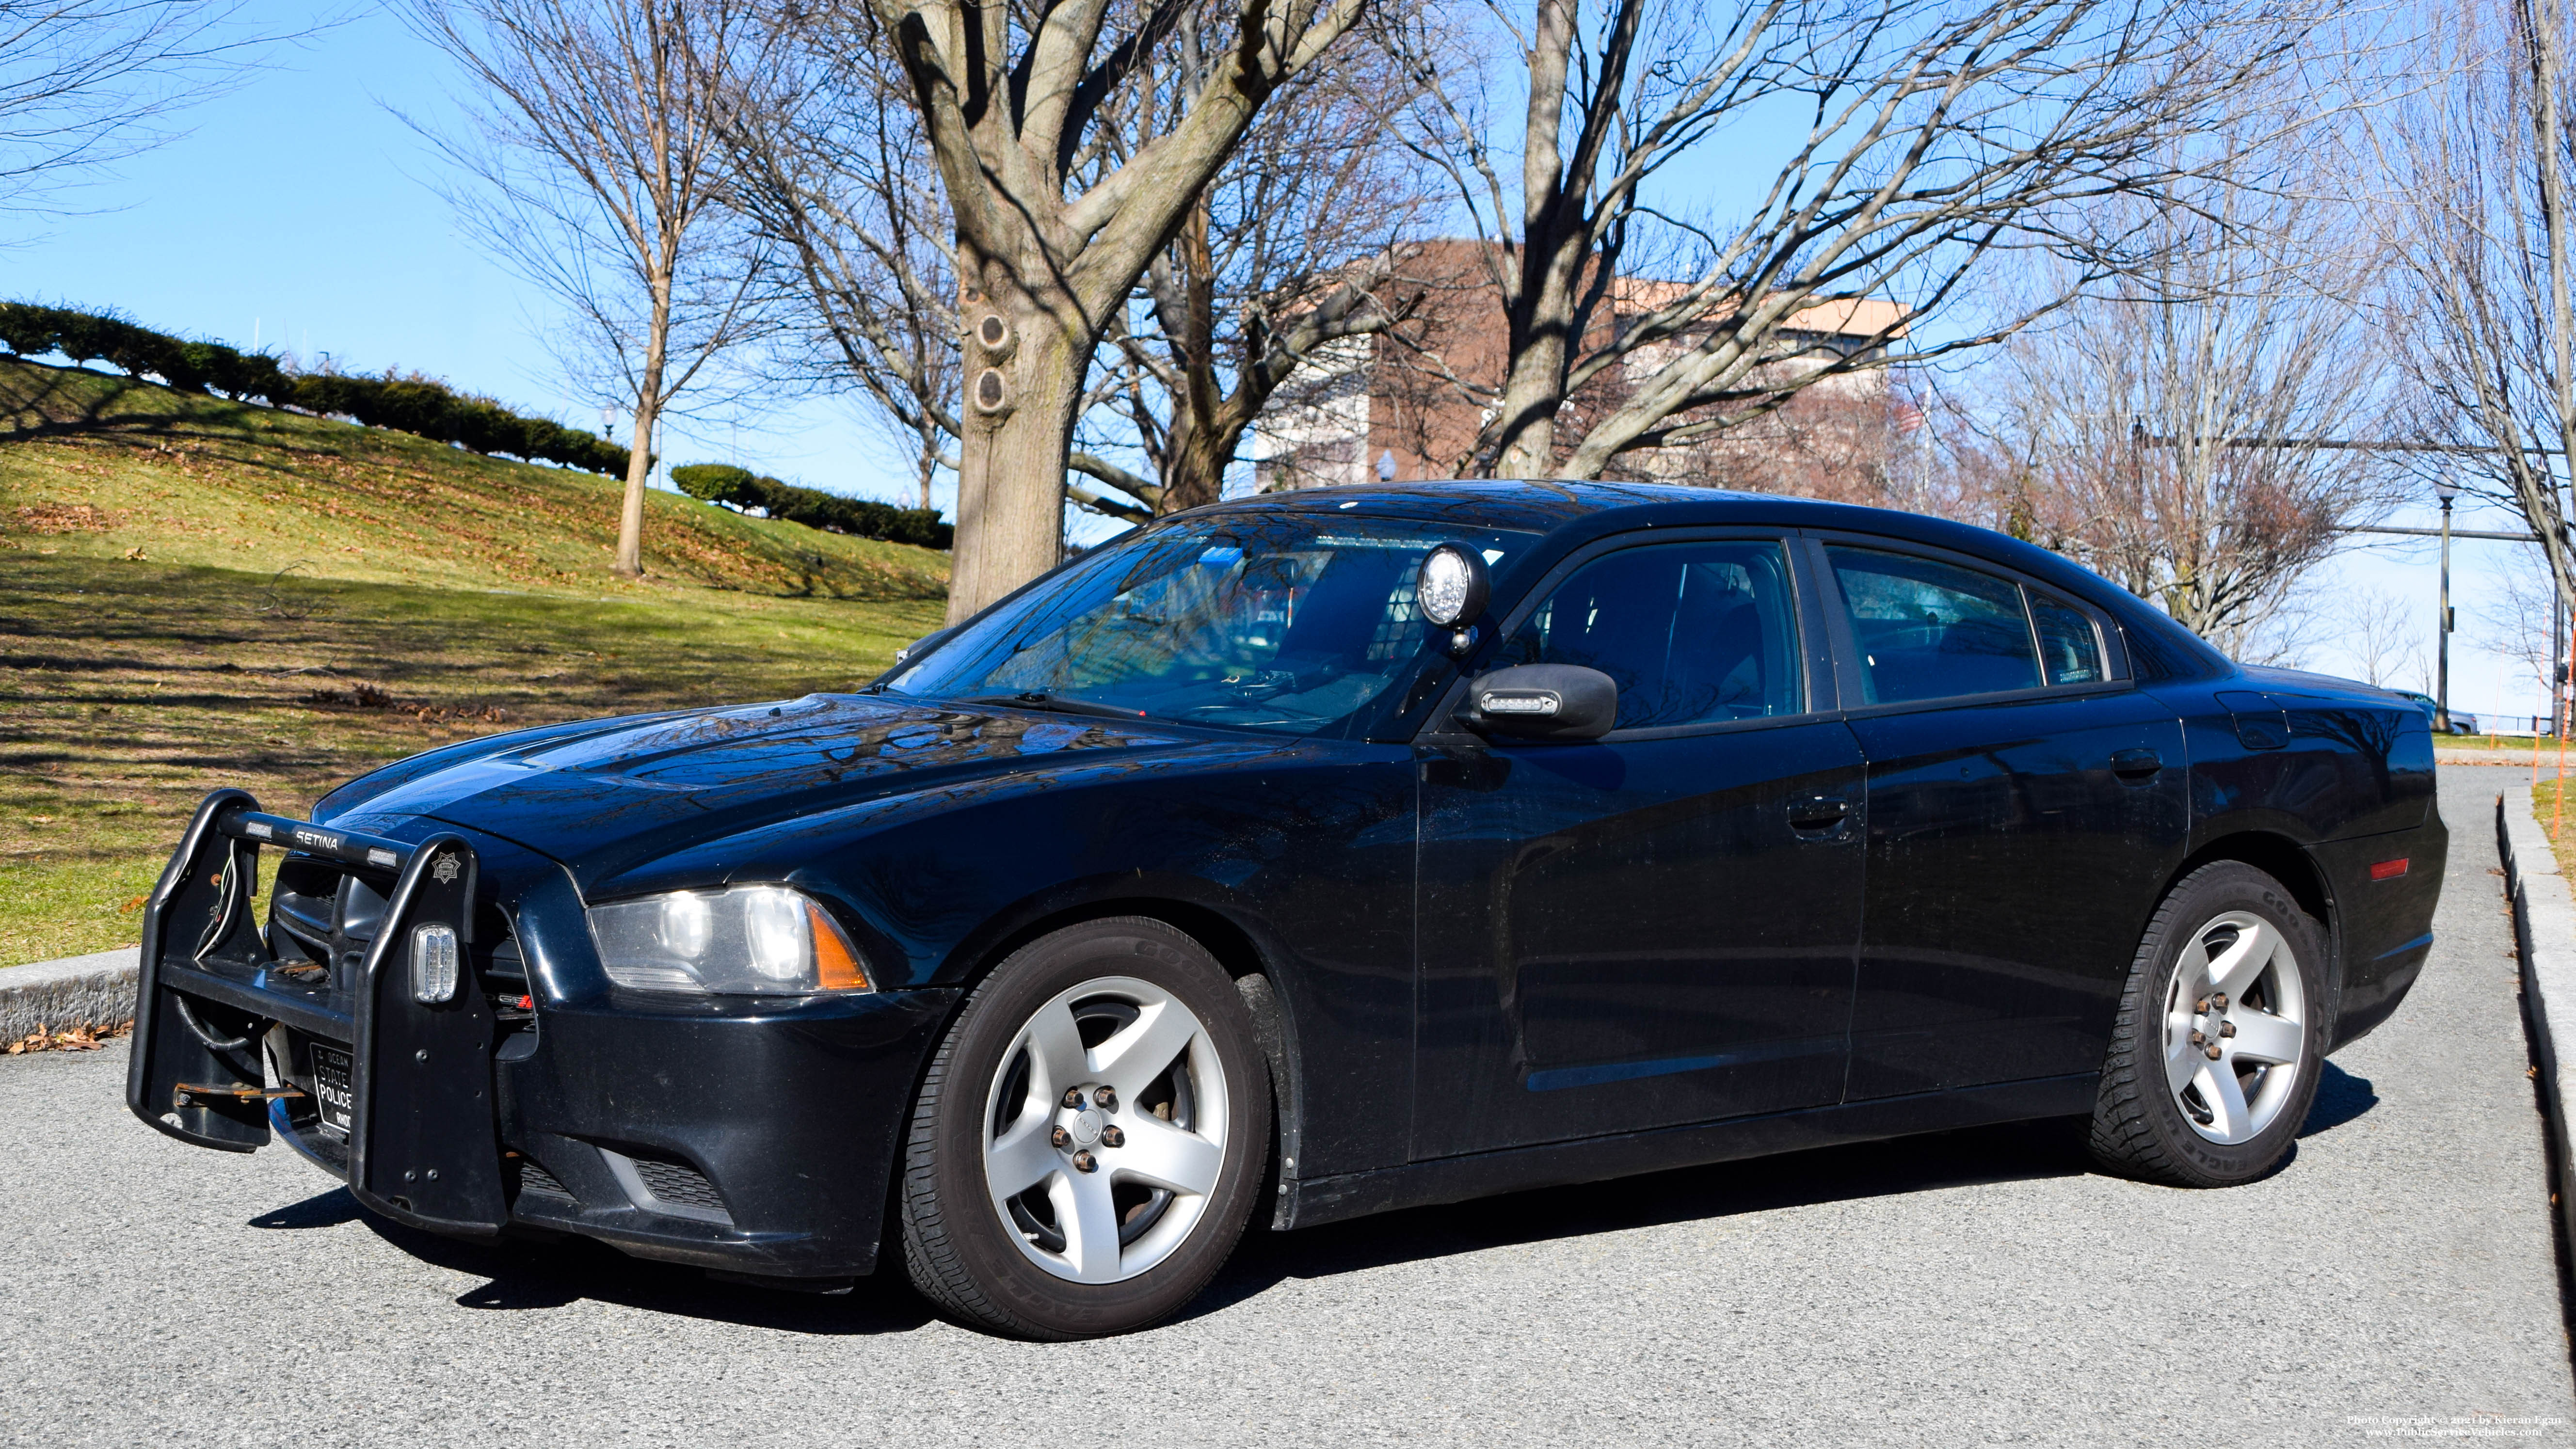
[1825, 546, 2040, 705]
[2029, 592, 2106, 685]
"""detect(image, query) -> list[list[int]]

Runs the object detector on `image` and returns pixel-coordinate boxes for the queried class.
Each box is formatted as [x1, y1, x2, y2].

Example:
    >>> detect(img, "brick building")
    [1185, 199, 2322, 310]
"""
[1250, 240, 1909, 498]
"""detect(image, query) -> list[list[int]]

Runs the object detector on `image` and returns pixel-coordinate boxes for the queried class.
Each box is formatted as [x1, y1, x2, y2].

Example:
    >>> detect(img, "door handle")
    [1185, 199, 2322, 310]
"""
[2110, 747, 2163, 781]
[1787, 794, 1851, 835]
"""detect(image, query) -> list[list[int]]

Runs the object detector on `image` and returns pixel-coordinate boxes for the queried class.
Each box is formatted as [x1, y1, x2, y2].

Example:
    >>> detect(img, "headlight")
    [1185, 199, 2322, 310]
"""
[587, 885, 873, 994]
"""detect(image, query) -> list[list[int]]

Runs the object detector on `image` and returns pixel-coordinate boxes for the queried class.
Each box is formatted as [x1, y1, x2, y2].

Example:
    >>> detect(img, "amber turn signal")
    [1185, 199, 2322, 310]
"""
[807, 902, 872, 991]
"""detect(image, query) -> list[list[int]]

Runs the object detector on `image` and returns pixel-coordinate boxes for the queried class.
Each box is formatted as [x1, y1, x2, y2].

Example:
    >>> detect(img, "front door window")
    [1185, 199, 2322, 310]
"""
[1493, 540, 1804, 728]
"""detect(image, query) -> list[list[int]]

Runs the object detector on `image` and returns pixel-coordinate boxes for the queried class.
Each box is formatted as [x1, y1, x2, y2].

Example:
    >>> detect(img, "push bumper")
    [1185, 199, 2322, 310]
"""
[128, 790, 957, 1279]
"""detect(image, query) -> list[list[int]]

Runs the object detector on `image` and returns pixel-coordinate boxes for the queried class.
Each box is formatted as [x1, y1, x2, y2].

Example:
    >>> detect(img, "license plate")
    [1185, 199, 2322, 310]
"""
[309, 1044, 354, 1136]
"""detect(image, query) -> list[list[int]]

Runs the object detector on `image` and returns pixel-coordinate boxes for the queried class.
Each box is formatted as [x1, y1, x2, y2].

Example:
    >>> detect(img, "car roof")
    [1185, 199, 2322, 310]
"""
[1194, 479, 2103, 594]
[1184, 479, 2233, 676]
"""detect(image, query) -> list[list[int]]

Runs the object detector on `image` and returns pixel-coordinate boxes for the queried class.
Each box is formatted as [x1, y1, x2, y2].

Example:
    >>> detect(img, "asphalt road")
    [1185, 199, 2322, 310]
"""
[4, 765, 2572, 1447]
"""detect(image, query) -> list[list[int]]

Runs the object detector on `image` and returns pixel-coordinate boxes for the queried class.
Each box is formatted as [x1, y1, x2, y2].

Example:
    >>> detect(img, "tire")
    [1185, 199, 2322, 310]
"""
[896, 916, 1271, 1339]
[2088, 860, 2327, 1187]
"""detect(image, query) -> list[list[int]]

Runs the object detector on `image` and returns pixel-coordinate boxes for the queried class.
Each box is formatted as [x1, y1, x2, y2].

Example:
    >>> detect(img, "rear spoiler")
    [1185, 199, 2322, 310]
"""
[126, 789, 510, 1238]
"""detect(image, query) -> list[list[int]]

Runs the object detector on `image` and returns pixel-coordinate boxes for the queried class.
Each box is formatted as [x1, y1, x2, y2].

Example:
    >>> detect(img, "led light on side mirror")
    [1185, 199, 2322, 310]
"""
[410, 923, 460, 1004]
[1480, 689, 1560, 716]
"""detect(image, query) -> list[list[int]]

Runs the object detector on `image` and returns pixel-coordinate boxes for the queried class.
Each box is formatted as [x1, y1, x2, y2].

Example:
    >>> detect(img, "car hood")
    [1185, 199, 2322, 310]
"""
[314, 693, 1197, 885]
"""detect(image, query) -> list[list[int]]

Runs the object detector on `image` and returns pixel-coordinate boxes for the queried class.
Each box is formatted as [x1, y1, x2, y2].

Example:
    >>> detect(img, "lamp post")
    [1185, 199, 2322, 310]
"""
[2436, 479, 2458, 732]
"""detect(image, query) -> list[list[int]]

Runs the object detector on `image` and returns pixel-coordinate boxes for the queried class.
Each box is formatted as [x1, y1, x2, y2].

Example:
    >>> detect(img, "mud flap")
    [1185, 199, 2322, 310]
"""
[127, 789, 271, 1151]
[347, 833, 509, 1238]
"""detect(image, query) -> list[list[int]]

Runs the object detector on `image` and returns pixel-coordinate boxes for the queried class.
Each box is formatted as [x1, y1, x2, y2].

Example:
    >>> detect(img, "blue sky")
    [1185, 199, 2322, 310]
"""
[3, 2, 909, 508]
[3, 1, 2546, 719]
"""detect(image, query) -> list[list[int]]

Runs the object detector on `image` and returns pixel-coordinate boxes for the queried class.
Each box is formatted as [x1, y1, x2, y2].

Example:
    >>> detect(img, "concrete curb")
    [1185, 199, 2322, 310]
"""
[2497, 790, 2576, 1257]
[0, 947, 138, 1041]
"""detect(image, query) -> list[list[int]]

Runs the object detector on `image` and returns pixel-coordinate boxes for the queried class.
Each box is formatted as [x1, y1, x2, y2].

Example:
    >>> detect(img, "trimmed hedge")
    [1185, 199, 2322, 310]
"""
[0, 301, 630, 477]
[673, 463, 953, 549]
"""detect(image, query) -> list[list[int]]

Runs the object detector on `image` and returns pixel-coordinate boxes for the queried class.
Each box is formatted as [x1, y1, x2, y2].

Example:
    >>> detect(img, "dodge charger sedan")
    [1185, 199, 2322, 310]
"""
[129, 481, 2444, 1339]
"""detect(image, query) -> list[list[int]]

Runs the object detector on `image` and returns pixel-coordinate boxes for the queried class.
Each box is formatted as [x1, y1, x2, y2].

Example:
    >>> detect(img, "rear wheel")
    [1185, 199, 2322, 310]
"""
[897, 917, 1270, 1339]
[2089, 861, 2325, 1187]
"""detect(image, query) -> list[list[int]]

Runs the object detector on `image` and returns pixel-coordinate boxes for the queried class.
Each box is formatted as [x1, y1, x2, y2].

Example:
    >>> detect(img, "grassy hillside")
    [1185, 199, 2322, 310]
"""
[0, 358, 950, 970]
[0, 357, 946, 599]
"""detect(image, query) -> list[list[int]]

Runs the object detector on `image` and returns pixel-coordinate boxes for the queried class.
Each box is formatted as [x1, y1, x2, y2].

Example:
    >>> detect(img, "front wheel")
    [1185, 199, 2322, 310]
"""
[2088, 861, 2326, 1187]
[896, 917, 1271, 1339]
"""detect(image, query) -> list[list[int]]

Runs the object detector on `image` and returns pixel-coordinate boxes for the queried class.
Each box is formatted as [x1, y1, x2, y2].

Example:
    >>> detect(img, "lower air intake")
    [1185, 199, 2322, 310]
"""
[517, 1159, 573, 1200]
[632, 1156, 727, 1215]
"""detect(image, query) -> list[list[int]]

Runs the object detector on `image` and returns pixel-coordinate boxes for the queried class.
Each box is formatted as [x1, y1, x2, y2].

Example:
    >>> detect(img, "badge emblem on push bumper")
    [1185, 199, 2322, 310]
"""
[431, 853, 461, 884]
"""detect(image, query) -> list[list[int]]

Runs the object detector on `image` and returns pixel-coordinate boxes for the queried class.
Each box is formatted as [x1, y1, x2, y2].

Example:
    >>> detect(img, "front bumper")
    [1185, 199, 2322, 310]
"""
[129, 790, 958, 1279]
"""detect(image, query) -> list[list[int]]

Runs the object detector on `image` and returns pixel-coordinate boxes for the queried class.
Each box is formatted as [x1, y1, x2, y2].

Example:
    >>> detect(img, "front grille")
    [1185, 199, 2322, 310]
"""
[266, 854, 524, 1013]
[516, 1159, 573, 1200]
[631, 1156, 727, 1214]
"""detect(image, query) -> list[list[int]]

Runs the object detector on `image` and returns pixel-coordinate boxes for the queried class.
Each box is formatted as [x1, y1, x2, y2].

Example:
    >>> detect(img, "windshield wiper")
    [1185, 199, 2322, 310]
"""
[964, 692, 1148, 721]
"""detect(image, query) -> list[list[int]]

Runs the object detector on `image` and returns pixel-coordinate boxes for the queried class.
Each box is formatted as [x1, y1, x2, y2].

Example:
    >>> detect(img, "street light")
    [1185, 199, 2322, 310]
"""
[2435, 478, 2458, 732]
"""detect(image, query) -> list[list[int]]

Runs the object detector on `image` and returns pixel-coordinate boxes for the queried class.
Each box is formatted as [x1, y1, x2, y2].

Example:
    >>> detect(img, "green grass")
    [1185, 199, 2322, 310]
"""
[0, 358, 949, 967]
[2537, 778, 2576, 881]
[0, 356, 946, 600]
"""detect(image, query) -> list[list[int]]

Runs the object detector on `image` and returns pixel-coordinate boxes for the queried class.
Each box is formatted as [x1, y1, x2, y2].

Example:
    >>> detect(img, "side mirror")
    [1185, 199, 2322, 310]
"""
[1459, 664, 1618, 741]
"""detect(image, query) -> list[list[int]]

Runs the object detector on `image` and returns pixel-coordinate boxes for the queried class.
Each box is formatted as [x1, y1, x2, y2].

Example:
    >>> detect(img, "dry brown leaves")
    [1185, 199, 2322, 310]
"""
[301, 682, 394, 709]
[6, 1020, 129, 1054]
[12, 502, 114, 534]
[405, 703, 513, 724]
[300, 682, 510, 724]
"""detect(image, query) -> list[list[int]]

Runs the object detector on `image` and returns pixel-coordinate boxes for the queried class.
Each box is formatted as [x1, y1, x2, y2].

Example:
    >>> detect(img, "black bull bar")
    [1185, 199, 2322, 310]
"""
[127, 788, 511, 1238]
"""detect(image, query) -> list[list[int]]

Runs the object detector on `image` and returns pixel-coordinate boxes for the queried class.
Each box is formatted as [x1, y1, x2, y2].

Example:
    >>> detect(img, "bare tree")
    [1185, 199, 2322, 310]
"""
[1392, 0, 2319, 484]
[718, 1, 958, 511]
[2343, 585, 2427, 686]
[1942, 175, 2399, 657]
[406, 0, 769, 577]
[2484, 543, 2564, 718]
[1067, 17, 1440, 522]
[719, 2, 1428, 528]
[0, 1, 279, 226]
[2375, 0, 2576, 621]
[868, 0, 1369, 621]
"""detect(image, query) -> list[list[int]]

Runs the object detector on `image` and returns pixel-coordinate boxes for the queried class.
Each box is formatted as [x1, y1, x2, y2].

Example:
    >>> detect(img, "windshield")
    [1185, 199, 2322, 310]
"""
[886, 512, 1535, 734]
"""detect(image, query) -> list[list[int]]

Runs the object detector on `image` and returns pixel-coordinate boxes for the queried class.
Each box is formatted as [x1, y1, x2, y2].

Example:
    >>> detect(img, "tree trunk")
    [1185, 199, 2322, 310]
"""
[1158, 427, 1232, 513]
[616, 398, 656, 577]
[1492, 332, 1568, 478]
[615, 278, 674, 579]
[947, 263, 1087, 621]
[1154, 206, 1228, 513]
[1492, 236, 1588, 478]
[1494, 266, 1566, 476]
[1491, 0, 1582, 481]
[2524, 0, 2576, 622]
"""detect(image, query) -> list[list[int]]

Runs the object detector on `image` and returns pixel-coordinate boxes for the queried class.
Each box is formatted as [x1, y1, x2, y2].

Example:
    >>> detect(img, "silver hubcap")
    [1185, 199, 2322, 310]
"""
[2162, 909, 2307, 1145]
[981, 975, 1230, 1284]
